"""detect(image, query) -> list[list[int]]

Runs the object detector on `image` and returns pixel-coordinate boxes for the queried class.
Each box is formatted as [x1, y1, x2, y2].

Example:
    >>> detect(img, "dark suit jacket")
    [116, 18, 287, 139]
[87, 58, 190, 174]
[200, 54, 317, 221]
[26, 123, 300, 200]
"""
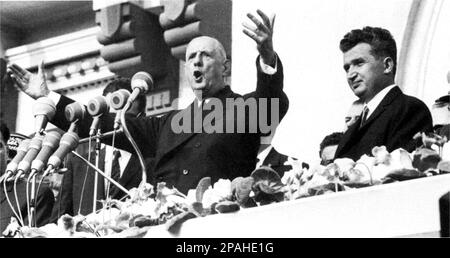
[335, 86, 433, 161]
[51, 144, 145, 220]
[50, 57, 288, 194]
[1, 180, 54, 232]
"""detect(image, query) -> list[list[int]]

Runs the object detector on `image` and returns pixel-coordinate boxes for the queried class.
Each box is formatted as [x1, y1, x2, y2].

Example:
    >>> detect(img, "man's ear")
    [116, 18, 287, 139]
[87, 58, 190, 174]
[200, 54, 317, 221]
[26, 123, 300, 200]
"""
[222, 59, 231, 77]
[383, 57, 394, 74]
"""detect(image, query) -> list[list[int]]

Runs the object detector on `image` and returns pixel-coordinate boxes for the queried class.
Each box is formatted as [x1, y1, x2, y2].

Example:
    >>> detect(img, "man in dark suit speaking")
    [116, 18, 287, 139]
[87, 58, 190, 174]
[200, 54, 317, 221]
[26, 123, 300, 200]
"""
[8, 9, 288, 195]
[334, 27, 433, 161]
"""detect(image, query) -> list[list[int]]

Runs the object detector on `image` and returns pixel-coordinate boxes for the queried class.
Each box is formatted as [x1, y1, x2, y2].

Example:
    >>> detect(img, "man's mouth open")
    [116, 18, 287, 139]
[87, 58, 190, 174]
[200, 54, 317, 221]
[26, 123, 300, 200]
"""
[193, 71, 203, 83]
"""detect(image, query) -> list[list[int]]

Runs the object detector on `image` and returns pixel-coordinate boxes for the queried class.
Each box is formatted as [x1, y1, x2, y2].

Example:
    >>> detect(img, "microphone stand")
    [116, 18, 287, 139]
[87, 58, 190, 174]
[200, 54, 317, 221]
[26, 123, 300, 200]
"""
[92, 130, 101, 213]
[27, 171, 38, 227]
[79, 128, 123, 144]
[120, 101, 147, 188]
[71, 151, 130, 197]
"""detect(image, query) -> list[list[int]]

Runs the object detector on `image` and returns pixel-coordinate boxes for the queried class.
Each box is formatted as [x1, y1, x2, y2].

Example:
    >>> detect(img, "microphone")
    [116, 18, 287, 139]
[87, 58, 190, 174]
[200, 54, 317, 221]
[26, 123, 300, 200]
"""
[33, 97, 56, 135]
[129, 71, 153, 103]
[87, 96, 109, 136]
[1, 139, 30, 182]
[14, 135, 45, 179]
[30, 131, 62, 173]
[65, 102, 86, 123]
[47, 131, 79, 169]
[110, 89, 130, 130]
[110, 89, 130, 110]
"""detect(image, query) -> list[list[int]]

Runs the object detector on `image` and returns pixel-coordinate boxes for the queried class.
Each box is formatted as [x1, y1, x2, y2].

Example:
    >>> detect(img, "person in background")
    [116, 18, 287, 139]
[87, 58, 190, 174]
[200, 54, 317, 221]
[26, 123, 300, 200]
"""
[344, 99, 364, 130]
[51, 78, 151, 219]
[0, 122, 10, 175]
[0, 121, 54, 232]
[335, 26, 433, 161]
[431, 93, 450, 139]
[256, 141, 296, 177]
[319, 132, 344, 166]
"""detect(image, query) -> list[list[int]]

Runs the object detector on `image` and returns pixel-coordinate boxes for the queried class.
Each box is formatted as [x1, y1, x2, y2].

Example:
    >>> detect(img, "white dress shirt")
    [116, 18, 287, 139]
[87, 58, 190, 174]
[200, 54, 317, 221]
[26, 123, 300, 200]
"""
[255, 145, 273, 168]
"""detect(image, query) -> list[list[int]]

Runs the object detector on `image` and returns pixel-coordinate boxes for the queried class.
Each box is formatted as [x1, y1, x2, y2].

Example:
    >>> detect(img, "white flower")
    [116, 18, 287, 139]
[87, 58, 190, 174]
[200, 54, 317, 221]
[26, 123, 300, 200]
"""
[202, 187, 221, 208]
[351, 155, 376, 182]
[123, 199, 158, 217]
[186, 189, 197, 204]
[371, 164, 392, 181]
[333, 158, 356, 177]
[389, 148, 413, 170]
[200, 180, 232, 208]
[306, 173, 330, 188]
[85, 207, 121, 226]
[212, 179, 232, 200]
[372, 146, 390, 165]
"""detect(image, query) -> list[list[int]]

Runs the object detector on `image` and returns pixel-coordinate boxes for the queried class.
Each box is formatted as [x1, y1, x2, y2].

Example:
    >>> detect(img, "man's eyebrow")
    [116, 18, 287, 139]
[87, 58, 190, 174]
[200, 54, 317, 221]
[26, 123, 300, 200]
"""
[187, 52, 196, 59]
[352, 57, 365, 63]
[343, 57, 365, 70]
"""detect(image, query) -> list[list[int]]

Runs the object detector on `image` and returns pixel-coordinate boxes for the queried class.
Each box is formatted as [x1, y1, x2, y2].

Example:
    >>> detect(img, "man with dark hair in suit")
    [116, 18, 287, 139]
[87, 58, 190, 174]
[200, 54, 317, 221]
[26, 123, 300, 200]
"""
[8, 10, 288, 195]
[1, 121, 54, 232]
[335, 26, 433, 161]
[51, 78, 149, 218]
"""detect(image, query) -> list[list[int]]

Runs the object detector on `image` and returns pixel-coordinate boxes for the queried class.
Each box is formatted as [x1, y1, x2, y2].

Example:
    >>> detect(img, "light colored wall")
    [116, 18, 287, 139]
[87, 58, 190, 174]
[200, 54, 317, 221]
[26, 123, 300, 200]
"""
[231, 0, 414, 164]
[399, 0, 450, 109]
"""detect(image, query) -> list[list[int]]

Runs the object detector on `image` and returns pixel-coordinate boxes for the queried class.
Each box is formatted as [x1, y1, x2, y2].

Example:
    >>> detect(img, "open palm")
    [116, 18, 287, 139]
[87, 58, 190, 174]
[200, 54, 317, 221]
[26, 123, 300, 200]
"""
[8, 61, 50, 99]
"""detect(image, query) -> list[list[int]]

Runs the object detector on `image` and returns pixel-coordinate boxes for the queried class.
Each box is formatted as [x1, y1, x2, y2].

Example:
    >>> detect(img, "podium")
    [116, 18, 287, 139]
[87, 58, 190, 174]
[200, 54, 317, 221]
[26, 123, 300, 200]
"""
[145, 174, 450, 237]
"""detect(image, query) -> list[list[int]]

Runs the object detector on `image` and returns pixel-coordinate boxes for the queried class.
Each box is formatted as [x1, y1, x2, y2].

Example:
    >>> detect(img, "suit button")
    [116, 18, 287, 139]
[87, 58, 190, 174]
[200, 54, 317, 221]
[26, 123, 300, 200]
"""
[182, 169, 189, 175]
[194, 142, 201, 148]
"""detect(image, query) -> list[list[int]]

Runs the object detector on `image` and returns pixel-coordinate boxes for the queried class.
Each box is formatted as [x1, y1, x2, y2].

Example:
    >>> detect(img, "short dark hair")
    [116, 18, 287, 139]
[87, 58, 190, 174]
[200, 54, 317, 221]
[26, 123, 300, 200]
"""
[319, 132, 344, 156]
[0, 121, 10, 142]
[340, 26, 397, 76]
[103, 78, 146, 113]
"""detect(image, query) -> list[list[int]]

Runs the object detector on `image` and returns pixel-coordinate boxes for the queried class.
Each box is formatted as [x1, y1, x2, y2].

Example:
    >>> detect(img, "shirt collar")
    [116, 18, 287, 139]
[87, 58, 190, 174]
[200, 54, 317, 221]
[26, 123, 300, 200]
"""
[365, 84, 397, 118]
[256, 145, 273, 167]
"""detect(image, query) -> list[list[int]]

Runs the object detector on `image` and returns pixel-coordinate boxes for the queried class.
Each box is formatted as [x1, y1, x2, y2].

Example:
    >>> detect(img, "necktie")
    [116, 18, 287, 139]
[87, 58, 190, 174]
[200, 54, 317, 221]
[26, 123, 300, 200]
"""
[360, 106, 369, 128]
[109, 150, 121, 196]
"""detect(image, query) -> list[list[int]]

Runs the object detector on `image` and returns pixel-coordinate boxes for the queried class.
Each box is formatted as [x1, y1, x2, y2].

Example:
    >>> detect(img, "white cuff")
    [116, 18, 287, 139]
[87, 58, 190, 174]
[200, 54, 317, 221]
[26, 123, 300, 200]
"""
[259, 55, 278, 75]
[48, 91, 62, 106]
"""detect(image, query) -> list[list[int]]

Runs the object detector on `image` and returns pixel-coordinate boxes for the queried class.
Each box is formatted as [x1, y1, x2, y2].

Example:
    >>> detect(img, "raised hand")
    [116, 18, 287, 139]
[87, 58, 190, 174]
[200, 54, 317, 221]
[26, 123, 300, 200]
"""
[7, 61, 50, 99]
[242, 9, 276, 66]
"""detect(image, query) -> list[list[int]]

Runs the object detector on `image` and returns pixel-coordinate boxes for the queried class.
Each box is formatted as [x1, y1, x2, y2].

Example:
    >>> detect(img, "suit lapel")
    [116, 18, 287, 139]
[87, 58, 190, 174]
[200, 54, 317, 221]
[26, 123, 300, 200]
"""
[359, 87, 401, 131]
[336, 117, 361, 157]
[336, 87, 401, 158]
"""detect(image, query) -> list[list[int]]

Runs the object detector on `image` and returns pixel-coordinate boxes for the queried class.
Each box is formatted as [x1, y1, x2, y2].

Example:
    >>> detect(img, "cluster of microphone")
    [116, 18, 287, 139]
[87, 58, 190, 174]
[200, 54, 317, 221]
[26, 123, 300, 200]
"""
[1, 71, 153, 183]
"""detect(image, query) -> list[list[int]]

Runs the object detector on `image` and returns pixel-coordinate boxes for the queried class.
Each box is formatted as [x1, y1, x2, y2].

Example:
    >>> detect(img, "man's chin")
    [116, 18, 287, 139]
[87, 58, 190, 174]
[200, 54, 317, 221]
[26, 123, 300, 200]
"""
[352, 89, 366, 99]
[191, 84, 207, 91]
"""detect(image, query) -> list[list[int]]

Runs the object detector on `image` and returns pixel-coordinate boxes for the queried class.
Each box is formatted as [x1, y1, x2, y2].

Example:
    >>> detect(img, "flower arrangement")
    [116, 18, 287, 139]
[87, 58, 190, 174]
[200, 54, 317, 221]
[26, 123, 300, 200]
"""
[3, 136, 449, 238]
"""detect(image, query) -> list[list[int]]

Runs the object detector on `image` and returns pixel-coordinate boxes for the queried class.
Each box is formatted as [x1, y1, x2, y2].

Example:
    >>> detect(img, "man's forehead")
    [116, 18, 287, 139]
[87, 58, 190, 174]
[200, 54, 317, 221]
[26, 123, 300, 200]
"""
[186, 37, 220, 54]
[343, 43, 374, 60]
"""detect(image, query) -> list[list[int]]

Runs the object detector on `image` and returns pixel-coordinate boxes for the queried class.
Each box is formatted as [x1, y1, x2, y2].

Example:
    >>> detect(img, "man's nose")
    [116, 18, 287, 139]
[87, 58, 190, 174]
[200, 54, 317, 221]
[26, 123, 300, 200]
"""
[193, 54, 202, 66]
[347, 69, 357, 82]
